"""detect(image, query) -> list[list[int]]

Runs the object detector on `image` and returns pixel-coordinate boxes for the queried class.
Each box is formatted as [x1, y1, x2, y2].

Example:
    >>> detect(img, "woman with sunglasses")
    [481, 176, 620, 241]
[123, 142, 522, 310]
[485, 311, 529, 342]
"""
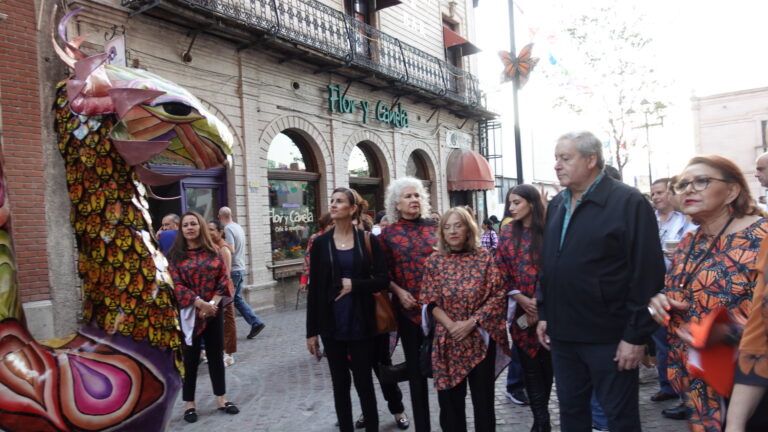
[305, 187, 389, 432]
[648, 155, 768, 432]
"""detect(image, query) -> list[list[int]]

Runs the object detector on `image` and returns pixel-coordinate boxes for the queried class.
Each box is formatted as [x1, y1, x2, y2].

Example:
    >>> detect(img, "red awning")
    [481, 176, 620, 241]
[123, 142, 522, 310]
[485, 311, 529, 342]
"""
[447, 148, 495, 191]
[375, 0, 402, 10]
[442, 27, 481, 56]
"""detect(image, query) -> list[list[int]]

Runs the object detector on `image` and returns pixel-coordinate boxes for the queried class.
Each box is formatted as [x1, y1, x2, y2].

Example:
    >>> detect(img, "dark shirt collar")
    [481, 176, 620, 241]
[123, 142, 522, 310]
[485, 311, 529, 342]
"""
[400, 215, 423, 224]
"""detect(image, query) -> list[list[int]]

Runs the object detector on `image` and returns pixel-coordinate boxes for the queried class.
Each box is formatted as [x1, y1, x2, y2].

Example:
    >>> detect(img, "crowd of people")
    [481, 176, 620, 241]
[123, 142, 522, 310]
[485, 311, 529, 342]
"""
[158, 129, 768, 431]
[300, 131, 768, 432]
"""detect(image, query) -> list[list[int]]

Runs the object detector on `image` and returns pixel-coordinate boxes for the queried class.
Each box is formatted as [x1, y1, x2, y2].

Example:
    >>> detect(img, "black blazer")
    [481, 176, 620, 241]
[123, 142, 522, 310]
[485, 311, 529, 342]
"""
[305, 227, 390, 339]
[538, 175, 665, 344]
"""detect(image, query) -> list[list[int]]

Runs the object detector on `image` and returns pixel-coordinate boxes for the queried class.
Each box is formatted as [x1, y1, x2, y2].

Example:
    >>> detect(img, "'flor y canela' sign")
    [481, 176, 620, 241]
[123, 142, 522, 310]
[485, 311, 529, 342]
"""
[327, 84, 409, 128]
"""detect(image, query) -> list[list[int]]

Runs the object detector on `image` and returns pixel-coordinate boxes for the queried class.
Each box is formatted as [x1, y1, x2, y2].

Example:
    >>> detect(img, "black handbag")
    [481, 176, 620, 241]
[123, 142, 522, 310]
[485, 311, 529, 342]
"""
[419, 309, 435, 378]
[378, 362, 409, 384]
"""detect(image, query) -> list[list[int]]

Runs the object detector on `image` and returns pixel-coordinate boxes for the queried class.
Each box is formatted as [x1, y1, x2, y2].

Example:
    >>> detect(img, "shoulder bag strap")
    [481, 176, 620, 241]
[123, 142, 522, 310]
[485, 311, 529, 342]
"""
[363, 231, 373, 273]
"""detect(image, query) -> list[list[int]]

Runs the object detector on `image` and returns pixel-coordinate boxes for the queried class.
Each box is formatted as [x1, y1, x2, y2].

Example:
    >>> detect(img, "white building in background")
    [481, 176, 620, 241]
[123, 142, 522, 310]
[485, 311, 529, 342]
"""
[692, 87, 768, 200]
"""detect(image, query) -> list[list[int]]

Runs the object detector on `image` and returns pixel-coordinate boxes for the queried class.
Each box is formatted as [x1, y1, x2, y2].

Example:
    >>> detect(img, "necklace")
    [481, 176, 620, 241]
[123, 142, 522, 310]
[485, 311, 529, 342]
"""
[677, 216, 734, 291]
[334, 232, 353, 248]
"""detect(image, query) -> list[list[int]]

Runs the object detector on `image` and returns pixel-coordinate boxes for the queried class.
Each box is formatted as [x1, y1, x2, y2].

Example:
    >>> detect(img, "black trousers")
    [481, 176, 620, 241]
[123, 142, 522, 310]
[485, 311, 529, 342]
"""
[322, 335, 379, 432]
[550, 339, 640, 432]
[517, 345, 553, 431]
[398, 311, 431, 431]
[437, 340, 496, 432]
[372, 332, 405, 414]
[183, 311, 225, 401]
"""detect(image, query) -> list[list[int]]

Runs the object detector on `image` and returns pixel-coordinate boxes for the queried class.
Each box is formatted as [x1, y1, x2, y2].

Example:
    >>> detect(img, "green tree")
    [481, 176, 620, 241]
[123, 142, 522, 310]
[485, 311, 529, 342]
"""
[547, 6, 668, 178]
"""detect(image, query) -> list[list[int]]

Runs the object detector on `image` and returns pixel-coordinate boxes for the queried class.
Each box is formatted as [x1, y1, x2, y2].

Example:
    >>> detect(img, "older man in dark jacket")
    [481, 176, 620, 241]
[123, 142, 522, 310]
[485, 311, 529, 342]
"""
[536, 131, 665, 432]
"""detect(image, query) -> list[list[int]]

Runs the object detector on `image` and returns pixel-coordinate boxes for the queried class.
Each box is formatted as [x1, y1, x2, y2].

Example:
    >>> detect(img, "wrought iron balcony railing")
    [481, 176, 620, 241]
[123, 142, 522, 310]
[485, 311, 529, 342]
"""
[122, 0, 483, 109]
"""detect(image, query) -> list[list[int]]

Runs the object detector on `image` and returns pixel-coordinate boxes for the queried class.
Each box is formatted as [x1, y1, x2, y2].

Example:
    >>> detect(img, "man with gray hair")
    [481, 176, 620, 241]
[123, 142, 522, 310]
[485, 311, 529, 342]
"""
[218, 206, 266, 339]
[536, 131, 665, 431]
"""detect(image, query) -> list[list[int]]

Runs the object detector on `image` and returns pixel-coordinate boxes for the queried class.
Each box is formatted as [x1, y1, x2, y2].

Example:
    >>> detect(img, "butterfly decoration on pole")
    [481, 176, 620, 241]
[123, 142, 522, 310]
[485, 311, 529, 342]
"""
[498, 43, 539, 89]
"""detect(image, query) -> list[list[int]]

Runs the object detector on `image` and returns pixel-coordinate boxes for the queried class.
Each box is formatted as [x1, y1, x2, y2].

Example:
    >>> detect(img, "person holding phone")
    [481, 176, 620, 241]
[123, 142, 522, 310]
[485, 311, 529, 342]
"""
[495, 185, 552, 432]
[168, 211, 238, 423]
[305, 188, 389, 432]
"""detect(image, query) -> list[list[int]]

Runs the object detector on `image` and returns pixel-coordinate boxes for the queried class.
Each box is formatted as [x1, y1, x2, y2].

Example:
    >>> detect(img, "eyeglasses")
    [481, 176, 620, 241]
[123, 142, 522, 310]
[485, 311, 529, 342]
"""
[673, 176, 731, 194]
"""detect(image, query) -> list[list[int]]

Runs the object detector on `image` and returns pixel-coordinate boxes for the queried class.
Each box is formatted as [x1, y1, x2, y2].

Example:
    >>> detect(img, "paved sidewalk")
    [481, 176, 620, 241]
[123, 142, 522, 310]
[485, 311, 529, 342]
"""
[168, 307, 687, 431]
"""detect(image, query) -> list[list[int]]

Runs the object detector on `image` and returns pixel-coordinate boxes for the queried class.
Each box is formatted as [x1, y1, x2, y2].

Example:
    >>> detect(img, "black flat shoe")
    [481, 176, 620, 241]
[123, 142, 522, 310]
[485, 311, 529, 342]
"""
[354, 414, 365, 429]
[218, 401, 240, 415]
[662, 403, 688, 420]
[183, 408, 197, 423]
[395, 413, 410, 430]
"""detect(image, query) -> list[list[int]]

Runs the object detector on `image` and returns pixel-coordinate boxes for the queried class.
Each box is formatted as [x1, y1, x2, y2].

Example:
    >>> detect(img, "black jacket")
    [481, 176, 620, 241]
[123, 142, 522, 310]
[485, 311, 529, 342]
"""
[306, 227, 390, 339]
[538, 175, 664, 344]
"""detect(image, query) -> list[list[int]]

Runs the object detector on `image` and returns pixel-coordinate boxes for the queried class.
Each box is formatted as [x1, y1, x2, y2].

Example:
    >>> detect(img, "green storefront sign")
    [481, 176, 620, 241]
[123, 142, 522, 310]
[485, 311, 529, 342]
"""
[327, 84, 409, 128]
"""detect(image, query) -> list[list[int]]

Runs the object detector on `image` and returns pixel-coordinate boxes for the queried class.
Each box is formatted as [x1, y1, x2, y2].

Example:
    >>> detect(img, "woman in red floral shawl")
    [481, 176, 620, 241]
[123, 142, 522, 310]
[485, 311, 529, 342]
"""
[495, 184, 552, 432]
[378, 177, 437, 432]
[167, 211, 238, 423]
[421, 207, 509, 432]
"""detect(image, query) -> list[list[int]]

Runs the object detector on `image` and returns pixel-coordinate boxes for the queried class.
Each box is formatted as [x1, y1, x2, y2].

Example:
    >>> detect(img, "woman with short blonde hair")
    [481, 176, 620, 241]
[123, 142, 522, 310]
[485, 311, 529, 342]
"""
[422, 206, 509, 431]
[436, 207, 480, 255]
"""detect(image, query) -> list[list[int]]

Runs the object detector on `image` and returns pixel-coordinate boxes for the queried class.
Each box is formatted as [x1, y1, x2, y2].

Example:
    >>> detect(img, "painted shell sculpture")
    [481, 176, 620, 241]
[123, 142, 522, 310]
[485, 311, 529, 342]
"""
[0, 7, 233, 431]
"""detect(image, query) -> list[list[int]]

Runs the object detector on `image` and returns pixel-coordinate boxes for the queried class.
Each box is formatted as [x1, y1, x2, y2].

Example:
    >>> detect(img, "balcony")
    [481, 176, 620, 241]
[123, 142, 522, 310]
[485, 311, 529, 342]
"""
[120, 0, 491, 119]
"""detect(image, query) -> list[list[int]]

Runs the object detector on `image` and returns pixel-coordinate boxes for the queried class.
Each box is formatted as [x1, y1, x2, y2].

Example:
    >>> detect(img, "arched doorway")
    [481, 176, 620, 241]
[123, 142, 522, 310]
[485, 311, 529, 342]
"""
[348, 142, 385, 217]
[267, 130, 320, 263]
[405, 149, 436, 210]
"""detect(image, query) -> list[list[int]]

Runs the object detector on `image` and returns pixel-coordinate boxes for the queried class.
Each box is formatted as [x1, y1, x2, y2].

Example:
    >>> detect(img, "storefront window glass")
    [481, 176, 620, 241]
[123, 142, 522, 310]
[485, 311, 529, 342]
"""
[348, 145, 372, 177]
[268, 133, 307, 171]
[406, 152, 428, 179]
[268, 180, 317, 262]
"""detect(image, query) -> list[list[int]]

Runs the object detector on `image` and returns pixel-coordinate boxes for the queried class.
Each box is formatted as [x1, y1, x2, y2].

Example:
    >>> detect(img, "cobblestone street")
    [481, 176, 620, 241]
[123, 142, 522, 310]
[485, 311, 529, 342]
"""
[168, 307, 687, 431]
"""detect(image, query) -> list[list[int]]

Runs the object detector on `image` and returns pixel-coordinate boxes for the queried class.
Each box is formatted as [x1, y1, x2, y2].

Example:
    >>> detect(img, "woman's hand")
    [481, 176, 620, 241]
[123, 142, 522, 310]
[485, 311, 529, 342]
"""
[394, 286, 418, 310]
[448, 319, 477, 341]
[298, 284, 307, 293]
[195, 297, 218, 319]
[306, 336, 321, 360]
[648, 293, 689, 325]
[334, 278, 352, 301]
[513, 294, 537, 316]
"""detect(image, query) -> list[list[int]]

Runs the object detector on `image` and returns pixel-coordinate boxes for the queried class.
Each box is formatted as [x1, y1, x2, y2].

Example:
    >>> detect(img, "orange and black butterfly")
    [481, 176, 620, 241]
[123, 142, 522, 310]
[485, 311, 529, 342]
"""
[499, 43, 539, 89]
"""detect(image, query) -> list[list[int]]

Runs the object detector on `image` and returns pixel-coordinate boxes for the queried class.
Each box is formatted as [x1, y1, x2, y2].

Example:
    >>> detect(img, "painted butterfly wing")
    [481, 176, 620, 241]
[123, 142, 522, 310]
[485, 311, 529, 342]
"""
[498, 51, 517, 83]
[517, 43, 534, 62]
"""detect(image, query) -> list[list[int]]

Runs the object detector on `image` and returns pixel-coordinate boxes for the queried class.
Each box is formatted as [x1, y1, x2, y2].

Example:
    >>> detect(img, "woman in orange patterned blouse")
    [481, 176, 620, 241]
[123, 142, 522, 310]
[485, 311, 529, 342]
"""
[648, 155, 768, 432]
[421, 207, 509, 432]
[726, 236, 768, 432]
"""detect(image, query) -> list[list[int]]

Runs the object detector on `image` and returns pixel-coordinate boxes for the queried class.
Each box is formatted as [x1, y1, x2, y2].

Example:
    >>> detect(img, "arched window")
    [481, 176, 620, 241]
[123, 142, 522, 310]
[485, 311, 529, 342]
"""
[405, 150, 436, 210]
[406, 151, 427, 180]
[407, 150, 433, 189]
[348, 142, 384, 217]
[267, 131, 319, 263]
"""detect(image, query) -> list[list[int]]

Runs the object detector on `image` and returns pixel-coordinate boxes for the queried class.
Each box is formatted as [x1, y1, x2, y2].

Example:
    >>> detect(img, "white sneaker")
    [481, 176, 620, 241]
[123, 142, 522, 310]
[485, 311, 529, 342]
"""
[223, 353, 235, 367]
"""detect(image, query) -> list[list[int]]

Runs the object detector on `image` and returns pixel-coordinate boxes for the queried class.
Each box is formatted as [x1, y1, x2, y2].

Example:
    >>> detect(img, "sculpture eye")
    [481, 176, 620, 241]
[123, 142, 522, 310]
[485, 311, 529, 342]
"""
[158, 102, 192, 116]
